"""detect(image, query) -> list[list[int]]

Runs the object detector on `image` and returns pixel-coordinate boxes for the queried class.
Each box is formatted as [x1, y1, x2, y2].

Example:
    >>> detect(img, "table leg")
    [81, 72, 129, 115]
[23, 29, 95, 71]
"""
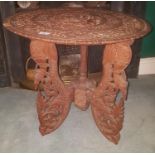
[79, 45, 88, 80]
[74, 45, 96, 110]
[91, 40, 133, 144]
[30, 40, 73, 135]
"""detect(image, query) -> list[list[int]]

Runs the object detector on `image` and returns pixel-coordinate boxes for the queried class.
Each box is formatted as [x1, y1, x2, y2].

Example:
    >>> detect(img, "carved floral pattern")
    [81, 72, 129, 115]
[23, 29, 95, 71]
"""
[4, 8, 150, 45]
[29, 39, 133, 144]
[29, 40, 133, 145]
[30, 40, 73, 135]
[3, 7, 150, 145]
[91, 40, 133, 144]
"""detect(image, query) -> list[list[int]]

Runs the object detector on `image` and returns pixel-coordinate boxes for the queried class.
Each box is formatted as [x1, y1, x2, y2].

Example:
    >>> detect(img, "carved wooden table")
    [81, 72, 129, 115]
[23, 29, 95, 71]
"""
[3, 8, 150, 144]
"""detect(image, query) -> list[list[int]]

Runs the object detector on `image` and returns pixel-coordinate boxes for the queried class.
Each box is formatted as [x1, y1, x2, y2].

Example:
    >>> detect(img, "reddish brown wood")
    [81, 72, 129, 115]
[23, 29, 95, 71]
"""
[3, 8, 150, 144]
[30, 39, 132, 142]
[79, 45, 88, 80]
[91, 40, 133, 144]
[3, 8, 150, 45]
[74, 45, 96, 110]
[30, 40, 73, 135]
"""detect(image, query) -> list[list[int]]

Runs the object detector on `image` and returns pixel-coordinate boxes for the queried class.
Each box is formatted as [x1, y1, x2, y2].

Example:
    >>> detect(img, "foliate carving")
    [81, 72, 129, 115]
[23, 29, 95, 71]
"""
[30, 40, 73, 135]
[3, 7, 150, 144]
[91, 40, 133, 144]
[27, 40, 133, 144]
[3, 8, 150, 45]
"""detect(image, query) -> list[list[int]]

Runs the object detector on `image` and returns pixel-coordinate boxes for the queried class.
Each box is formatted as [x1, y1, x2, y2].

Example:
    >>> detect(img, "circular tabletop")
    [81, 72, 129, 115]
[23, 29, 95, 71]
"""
[3, 8, 150, 45]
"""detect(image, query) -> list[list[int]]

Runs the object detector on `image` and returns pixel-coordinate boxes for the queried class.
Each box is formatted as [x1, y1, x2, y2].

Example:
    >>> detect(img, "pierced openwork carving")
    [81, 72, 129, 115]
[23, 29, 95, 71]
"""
[91, 40, 133, 144]
[30, 40, 133, 144]
[3, 8, 150, 144]
[30, 40, 73, 135]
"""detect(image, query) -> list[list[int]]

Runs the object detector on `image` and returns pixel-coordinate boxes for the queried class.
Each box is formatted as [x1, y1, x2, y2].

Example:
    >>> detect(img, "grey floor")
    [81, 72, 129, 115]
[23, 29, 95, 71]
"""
[0, 75, 155, 153]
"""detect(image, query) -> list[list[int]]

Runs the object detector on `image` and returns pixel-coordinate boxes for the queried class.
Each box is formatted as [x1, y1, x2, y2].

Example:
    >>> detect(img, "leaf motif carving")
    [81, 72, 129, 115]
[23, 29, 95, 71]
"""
[92, 41, 132, 144]
[30, 40, 73, 136]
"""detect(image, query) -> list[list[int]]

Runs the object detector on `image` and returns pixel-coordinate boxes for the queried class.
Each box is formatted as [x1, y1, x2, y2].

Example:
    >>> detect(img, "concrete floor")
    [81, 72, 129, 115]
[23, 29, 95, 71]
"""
[0, 75, 155, 153]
